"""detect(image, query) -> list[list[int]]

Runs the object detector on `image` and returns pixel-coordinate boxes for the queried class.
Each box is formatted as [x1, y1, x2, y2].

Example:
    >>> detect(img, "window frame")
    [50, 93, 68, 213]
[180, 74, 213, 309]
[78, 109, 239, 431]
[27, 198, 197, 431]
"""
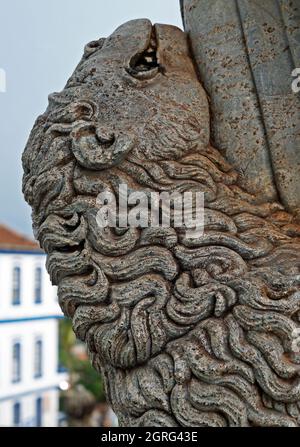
[12, 266, 21, 306]
[33, 338, 43, 379]
[13, 401, 21, 426]
[35, 397, 43, 427]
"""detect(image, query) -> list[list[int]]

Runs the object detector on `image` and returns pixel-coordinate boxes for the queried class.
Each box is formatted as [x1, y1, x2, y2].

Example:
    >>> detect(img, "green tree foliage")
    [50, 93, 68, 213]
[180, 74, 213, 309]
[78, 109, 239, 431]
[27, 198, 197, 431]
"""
[59, 318, 106, 401]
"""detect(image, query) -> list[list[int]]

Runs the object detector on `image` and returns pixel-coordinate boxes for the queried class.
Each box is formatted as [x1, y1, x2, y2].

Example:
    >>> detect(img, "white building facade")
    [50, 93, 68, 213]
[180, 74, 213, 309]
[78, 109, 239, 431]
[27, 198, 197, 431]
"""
[0, 225, 67, 427]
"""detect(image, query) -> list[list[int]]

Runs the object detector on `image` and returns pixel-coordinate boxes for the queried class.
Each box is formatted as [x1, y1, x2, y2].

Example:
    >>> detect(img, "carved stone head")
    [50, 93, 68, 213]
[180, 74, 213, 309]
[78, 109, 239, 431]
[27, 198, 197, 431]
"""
[23, 20, 300, 426]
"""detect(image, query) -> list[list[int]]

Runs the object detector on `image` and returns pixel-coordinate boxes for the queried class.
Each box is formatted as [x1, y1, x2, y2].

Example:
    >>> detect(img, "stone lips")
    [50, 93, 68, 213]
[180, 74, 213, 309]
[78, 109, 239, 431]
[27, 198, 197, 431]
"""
[23, 19, 300, 426]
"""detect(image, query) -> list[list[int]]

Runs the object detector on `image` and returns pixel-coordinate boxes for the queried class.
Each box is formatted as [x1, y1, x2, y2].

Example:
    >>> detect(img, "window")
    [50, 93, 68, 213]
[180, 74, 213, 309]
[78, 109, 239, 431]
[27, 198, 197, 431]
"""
[12, 342, 21, 383]
[36, 397, 43, 427]
[13, 402, 21, 426]
[34, 267, 42, 304]
[34, 339, 43, 378]
[12, 266, 21, 305]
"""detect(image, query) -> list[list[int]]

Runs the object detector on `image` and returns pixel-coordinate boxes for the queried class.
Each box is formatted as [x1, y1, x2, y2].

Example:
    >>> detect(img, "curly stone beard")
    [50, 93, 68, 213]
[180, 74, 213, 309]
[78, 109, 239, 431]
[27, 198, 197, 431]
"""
[22, 20, 300, 427]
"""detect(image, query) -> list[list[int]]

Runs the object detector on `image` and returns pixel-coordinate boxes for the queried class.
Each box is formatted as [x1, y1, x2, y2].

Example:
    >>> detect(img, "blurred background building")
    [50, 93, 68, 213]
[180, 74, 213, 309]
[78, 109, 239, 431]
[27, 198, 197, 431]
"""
[0, 224, 67, 426]
[0, 223, 117, 427]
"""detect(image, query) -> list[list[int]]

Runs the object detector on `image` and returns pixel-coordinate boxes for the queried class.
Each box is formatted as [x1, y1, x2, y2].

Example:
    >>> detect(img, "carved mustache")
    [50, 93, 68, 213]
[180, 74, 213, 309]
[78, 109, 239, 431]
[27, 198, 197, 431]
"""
[71, 122, 136, 170]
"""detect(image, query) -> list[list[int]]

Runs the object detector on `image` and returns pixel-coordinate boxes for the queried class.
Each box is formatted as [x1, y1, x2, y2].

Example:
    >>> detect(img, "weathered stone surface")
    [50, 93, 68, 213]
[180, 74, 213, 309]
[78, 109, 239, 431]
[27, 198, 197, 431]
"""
[23, 18, 300, 426]
[181, 0, 300, 213]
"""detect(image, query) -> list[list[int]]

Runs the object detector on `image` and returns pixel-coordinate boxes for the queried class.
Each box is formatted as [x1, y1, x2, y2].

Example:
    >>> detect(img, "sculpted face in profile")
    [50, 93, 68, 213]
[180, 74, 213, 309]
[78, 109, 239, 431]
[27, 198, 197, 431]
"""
[23, 20, 300, 427]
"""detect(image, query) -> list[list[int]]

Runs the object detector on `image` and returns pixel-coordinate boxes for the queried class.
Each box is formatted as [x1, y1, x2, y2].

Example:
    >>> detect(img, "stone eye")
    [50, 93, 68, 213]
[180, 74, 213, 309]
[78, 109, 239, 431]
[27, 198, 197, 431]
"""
[126, 39, 161, 80]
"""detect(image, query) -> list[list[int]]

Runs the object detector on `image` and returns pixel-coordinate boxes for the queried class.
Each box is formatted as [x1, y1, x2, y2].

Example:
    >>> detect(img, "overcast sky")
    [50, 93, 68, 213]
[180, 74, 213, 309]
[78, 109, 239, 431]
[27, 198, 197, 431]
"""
[0, 0, 182, 237]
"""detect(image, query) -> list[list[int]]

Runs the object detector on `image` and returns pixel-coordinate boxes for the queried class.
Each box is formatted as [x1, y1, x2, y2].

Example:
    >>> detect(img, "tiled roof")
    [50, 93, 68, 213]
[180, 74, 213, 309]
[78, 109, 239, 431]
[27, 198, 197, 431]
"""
[0, 224, 42, 252]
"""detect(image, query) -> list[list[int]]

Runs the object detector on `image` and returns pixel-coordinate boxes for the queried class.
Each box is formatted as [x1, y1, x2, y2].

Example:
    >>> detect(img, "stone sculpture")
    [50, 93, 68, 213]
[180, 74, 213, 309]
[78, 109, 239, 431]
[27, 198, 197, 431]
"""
[23, 15, 300, 426]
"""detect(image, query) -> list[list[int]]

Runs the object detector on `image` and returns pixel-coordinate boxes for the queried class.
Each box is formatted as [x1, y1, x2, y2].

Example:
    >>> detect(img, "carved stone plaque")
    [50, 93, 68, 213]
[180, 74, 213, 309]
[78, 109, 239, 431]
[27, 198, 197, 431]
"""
[23, 18, 300, 426]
